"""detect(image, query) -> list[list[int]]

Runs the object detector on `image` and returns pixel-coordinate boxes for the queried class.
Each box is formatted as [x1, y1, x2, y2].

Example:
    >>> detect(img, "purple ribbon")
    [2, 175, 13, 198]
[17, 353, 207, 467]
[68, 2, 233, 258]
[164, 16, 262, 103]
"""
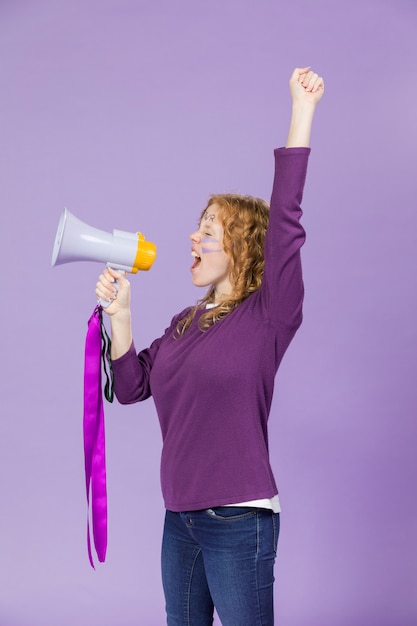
[84, 306, 107, 568]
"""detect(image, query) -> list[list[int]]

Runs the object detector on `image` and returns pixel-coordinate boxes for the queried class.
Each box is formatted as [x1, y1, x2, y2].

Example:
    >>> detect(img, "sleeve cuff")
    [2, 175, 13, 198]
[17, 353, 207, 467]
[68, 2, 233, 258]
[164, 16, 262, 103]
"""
[274, 147, 311, 156]
[111, 341, 136, 365]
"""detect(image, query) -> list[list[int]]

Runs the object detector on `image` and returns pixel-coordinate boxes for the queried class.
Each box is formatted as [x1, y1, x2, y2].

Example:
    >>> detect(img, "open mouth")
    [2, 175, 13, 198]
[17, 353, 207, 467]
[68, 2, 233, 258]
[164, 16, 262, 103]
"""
[191, 250, 201, 270]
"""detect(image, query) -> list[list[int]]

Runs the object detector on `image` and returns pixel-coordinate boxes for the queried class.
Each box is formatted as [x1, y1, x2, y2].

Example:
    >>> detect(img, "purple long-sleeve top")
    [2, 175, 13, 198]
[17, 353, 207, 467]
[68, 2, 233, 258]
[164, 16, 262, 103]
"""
[112, 147, 310, 511]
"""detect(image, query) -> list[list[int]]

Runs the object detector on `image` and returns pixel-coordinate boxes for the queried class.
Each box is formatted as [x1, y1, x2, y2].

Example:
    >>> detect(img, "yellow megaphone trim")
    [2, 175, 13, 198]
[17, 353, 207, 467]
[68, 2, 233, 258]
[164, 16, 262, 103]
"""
[131, 232, 157, 273]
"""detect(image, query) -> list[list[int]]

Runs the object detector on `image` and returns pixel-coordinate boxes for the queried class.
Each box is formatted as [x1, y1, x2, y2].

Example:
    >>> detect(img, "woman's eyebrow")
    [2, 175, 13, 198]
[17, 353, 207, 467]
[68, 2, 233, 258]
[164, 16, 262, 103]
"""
[199, 220, 215, 230]
[203, 211, 216, 223]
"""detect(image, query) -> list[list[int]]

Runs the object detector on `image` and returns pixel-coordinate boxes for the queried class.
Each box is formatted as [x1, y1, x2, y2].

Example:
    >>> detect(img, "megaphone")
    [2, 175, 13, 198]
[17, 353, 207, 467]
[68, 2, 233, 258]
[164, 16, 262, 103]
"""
[52, 208, 156, 306]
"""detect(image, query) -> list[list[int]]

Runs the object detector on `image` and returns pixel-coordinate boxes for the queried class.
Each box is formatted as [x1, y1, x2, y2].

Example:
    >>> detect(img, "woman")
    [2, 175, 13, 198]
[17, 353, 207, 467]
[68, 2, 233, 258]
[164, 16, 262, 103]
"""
[96, 66, 324, 626]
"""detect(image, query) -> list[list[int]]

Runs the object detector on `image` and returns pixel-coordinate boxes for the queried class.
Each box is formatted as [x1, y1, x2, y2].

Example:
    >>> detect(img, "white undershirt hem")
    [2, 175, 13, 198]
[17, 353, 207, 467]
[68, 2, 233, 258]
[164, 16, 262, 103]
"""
[224, 494, 281, 513]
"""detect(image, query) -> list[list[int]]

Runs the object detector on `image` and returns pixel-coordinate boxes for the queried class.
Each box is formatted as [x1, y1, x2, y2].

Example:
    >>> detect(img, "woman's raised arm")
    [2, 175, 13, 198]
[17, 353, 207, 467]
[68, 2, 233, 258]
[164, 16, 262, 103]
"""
[286, 67, 324, 148]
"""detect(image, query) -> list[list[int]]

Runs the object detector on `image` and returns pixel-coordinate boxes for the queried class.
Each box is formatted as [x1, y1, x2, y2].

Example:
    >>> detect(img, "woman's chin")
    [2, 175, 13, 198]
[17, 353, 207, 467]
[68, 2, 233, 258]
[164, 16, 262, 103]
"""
[191, 277, 207, 288]
[190, 272, 209, 288]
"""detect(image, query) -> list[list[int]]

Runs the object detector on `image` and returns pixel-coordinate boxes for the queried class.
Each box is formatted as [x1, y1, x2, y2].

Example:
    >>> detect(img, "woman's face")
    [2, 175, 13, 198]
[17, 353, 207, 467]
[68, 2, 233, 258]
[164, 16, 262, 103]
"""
[189, 204, 233, 299]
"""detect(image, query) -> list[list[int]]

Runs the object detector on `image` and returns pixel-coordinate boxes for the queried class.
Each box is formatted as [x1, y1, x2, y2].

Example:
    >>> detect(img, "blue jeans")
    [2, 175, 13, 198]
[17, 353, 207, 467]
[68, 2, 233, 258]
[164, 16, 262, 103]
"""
[161, 507, 280, 626]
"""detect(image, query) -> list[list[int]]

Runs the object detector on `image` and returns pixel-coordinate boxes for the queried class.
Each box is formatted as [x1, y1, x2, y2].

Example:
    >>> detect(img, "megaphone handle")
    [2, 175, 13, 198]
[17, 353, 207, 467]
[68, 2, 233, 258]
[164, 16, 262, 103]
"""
[99, 282, 118, 309]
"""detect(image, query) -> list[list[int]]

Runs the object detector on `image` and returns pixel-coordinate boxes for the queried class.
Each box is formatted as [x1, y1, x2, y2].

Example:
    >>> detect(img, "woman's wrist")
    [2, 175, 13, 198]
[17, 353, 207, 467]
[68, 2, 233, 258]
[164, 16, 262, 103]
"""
[286, 102, 316, 148]
[109, 309, 133, 359]
[109, 308, 132, 330]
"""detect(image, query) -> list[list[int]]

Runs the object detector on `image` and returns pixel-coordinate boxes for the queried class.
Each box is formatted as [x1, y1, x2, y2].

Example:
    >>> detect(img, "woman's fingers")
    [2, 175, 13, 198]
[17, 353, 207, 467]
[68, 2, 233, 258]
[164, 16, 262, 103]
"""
[95, 267, 131, 313]
[96, 272, 117, 303]
[300, 71, 319, 92]
[289, 66, 325, 105]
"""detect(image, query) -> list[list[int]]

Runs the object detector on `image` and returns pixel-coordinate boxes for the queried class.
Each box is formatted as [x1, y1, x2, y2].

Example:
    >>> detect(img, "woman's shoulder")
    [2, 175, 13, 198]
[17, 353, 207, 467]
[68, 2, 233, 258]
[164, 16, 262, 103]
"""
[165, 305, 195, 333]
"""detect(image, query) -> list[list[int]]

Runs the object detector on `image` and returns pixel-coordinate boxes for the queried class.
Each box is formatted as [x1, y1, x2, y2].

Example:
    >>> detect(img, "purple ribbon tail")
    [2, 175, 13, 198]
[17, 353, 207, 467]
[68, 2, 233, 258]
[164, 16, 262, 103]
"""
[84, 306, 108, 568]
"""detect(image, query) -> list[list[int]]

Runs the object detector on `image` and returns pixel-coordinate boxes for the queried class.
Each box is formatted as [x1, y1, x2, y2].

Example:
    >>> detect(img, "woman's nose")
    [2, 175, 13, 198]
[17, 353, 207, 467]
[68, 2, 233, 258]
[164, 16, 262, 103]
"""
[190, 230, 201, 242]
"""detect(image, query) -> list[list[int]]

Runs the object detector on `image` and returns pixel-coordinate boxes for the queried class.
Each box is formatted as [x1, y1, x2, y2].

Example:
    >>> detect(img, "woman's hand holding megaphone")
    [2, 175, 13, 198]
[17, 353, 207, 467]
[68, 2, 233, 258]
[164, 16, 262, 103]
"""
[96, 267, 131, 314]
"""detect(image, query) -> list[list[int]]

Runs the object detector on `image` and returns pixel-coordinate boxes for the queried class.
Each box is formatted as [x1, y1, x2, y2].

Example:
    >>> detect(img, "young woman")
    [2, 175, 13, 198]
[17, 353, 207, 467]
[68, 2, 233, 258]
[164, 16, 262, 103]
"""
[96, 67, 324, 626]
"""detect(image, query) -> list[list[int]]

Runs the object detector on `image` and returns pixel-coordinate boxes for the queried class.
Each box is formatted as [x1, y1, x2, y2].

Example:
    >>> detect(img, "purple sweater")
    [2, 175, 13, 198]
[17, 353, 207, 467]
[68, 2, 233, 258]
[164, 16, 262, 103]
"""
[112, 147, 310, 512]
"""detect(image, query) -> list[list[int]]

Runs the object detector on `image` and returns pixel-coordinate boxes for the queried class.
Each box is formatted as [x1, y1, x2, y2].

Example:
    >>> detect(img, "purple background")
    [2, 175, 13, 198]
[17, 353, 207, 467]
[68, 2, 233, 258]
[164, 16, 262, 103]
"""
[1, 1, 416, 625]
